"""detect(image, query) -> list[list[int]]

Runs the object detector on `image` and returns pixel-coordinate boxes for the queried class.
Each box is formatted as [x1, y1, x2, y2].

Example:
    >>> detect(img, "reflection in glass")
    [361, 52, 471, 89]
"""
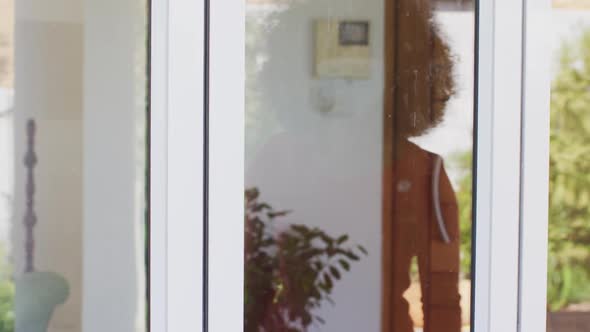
[548, 4, 590, 331]
[245, 0, 474, 331]
[0, 0, 149, 331]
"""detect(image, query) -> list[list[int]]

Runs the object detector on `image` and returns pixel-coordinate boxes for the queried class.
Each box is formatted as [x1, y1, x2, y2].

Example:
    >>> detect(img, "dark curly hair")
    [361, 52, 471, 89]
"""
[394, 4, 456, 138]
[429, 22, 456, 133]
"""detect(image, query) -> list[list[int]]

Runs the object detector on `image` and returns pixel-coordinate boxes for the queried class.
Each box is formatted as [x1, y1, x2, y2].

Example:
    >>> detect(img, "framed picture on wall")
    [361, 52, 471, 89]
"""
[314, 19, 371, 79]
[339, 21, 370, 46]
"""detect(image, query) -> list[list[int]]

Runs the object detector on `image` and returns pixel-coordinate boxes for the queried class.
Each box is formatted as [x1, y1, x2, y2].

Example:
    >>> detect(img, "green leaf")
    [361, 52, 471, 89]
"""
[345, 251, 360, 261]
[336, 234, 349, 244]
[252, 203, 271, 212]
[330, 266, 341, 280]
[291, 224, 309, 234]
[338, 259, 350, 271]
[358, 245, 368, 255]
[267, 210, 291, 218]
[314, 261, 324, 271]
[323, 273, 333, 290]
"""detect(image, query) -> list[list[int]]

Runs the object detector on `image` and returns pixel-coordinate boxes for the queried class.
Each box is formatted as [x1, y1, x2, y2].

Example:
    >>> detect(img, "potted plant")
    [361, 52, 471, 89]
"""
[245, 188, 367, 332]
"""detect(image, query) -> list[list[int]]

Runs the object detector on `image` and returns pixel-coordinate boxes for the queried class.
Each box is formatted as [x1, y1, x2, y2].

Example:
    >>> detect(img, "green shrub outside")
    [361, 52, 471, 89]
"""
[546, 29, 590, 311]
[0, 245, 14, 332]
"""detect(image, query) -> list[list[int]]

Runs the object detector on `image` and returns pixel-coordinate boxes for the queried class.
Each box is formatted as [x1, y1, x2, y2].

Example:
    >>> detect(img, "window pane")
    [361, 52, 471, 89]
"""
[0, 0, 149, 331]
[244, 0, 475, 331]
[548, 3, 590, 331]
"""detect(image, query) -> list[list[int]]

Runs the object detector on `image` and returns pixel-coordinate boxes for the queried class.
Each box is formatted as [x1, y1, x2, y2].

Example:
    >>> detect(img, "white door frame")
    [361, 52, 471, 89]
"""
[518, 0, 551, 331]
[472, 0, 524, 330]
[149, 0, 553, 331]
[150, 0, 206, 331]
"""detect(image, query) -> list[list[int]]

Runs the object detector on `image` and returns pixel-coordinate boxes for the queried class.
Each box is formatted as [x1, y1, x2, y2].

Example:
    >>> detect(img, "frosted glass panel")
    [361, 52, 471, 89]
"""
[0, 0, 149, 331]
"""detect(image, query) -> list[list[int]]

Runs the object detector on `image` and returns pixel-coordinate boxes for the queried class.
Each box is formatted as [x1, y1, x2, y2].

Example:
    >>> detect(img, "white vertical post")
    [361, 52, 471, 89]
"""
[488, 1, 524, 330]
[208, 0, 245, 331]
[149, 0, 169, 330]
[474, 0, 524, 331]
[518, 0, 551, 331]
[151, 0, 206, 330]
[166, 0, 205, 331]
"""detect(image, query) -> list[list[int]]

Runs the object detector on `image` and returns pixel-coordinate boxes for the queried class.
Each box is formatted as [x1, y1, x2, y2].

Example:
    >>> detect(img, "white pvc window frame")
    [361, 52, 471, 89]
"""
[472, 0, 523, 330]
[518, 0, 551, 331]
[148, 0, 552, 331]
[150, 0, 205, 331]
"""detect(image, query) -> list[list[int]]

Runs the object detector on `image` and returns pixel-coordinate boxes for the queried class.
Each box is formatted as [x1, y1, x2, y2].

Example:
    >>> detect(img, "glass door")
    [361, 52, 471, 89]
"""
[244, 1, 474, 331]
[207, 0, 531, 331]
